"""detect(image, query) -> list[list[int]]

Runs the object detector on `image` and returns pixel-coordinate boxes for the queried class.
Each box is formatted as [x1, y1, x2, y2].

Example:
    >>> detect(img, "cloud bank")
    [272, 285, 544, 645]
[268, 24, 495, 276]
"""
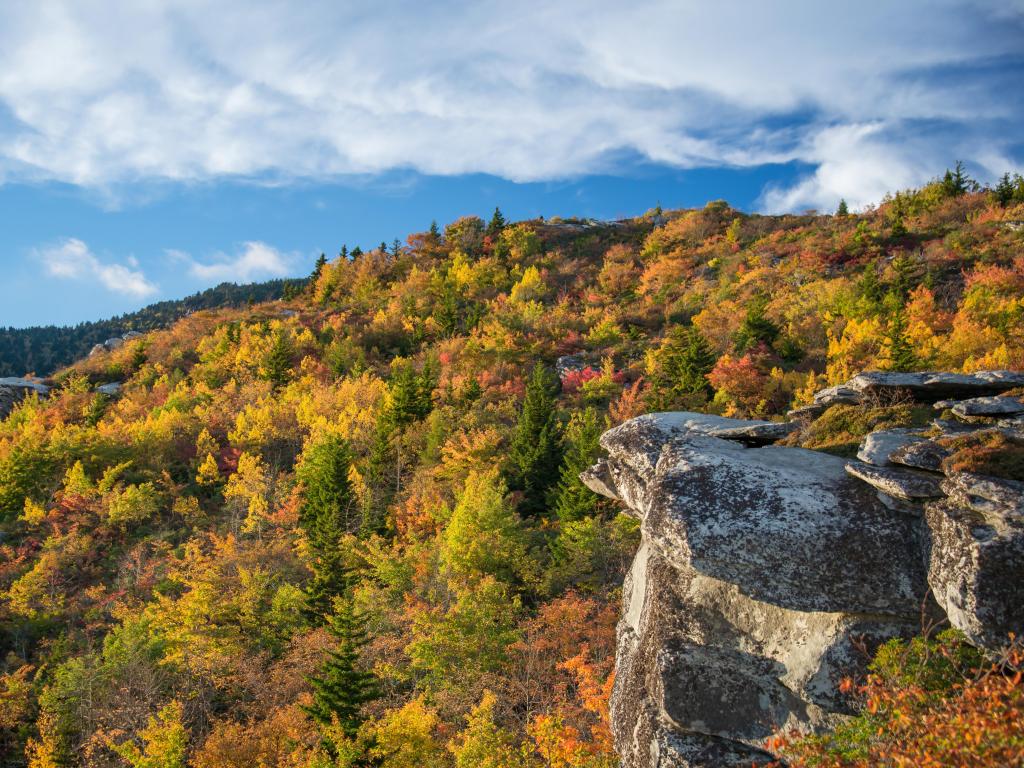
[1, 0, 1022, 211]
[184, 242, 296, 282]
[37, 238, 158, 297]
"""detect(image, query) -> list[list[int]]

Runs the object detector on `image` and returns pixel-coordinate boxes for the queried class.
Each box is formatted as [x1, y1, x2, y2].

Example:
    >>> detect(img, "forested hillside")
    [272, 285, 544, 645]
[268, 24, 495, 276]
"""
[1, 172, 1023, 767]
[0, 279, 303, 378]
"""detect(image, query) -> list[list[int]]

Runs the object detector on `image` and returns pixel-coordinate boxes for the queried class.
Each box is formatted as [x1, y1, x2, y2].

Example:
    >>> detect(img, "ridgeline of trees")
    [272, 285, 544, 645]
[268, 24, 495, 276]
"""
[0, 279, 305, 377]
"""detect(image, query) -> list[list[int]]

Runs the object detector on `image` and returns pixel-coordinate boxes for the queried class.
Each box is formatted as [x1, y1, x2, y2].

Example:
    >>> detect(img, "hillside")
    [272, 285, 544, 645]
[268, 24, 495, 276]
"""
[0, 178, 1022, 767]
[0, 278, 305, 378]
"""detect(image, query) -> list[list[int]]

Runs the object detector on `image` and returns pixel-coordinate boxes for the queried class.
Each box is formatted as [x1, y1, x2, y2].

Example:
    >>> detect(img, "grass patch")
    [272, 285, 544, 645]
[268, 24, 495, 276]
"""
[798, 404, 933, 458]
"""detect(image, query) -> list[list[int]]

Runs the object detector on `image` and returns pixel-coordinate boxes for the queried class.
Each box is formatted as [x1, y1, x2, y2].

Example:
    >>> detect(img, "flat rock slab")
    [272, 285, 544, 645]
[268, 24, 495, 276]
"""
[0, 377, 49, 393]
[845, 370, 1024, 402]
[941, 473, 1024, 518]
[950, 395, 1024, 419]
[813, 384, 861, 406]
[845, 461, 945, 501]
[857, 428, 927, 466]
[890, 440, 950, 472]
[643, 411, 798, 445]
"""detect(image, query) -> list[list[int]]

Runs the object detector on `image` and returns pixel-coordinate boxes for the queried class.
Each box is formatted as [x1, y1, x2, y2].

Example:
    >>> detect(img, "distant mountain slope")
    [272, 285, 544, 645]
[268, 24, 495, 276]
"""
[0, 278, 305, 377]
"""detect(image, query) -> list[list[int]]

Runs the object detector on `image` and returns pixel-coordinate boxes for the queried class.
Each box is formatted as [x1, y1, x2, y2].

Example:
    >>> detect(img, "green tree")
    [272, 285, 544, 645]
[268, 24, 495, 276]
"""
[883, 306, 918, 372]
[442, 469, 527, 586]
[647, 325, 717, 408]
[297, 435, 358, 620]
[303, 597, 379, 741]
[508, 364, 562, 517]
[993, 173, 1018, 207]
[313, 253, 328, 281]
[551, 408, 602, 524]
[109, 701, 187, 768]
[262, 329, 294, 388]
[836, 198, 849, 216]
[486, 207, 506, 238]
[733, 296, 781, 353]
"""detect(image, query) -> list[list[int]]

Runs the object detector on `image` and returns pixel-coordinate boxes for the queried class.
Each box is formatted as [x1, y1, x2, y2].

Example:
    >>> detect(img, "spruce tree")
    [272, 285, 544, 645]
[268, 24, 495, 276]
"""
[312, 253, 328, 281]
[262, 329, 294, 388]
[487, 207, 506, 238]
[297, 435, 358, 621]
[303, 596, 379, 739]
[994, 173, 1015, 207]
[884, 307, 918, 372]
[428, 220, 441, 242]
[551, 408, 602, 524]
[647, 325, 717, 408]
[508, 363, 562, 517]
[836, 198, 849, 216]
[733, 296, 780, 353]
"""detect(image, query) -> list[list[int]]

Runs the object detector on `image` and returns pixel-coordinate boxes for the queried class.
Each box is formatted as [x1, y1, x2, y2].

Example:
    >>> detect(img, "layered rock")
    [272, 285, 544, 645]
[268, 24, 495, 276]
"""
[588, 373, 1024, 767]
[583, 413, 932, 767]
[0, 377, 50, 420]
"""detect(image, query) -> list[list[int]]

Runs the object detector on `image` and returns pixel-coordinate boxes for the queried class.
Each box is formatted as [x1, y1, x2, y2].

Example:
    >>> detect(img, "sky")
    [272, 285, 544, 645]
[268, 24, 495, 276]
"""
[0, 1, 1022, 327]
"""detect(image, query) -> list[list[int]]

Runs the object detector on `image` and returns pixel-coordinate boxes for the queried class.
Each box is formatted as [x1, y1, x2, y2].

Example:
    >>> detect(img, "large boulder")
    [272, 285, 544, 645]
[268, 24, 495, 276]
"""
[584, 413, 930, 767]
[0, 377, 50, 420]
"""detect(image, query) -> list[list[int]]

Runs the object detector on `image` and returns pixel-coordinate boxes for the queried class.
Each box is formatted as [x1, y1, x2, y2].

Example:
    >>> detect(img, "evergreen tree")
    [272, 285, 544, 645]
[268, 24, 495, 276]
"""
[732, 296, 780, 353]
[351, 246, 363, 258]
[340, 245, 349, 261]
[303, 596, 379, 740]
[994, 173, 1016, 207]
[428, 220, 441, 242]
[312, 253, 328, 281]
[836, 198, 849, 216]
[551, 408, 602, 524]
[297, 436, 358, 621]
[391, 238, 402, 258]
[508, 363, 562, 517]
[647, 325, 717, 408]
[486, 207, 506, 238]
[858, 259, 885, 306]
[262, 329, 294, 388]
[889, 254, 919, 300]
[884, 306, 917, 372]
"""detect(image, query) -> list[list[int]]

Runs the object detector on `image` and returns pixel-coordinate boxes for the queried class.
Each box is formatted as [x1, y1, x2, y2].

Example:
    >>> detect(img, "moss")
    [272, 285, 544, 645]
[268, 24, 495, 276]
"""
[800, 403, 932, 457]
[939, 430, 1024, 481]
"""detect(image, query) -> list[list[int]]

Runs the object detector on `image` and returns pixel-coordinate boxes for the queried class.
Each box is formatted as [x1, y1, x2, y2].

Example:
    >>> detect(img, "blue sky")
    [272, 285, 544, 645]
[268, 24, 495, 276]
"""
[1, 1, 1022, 327]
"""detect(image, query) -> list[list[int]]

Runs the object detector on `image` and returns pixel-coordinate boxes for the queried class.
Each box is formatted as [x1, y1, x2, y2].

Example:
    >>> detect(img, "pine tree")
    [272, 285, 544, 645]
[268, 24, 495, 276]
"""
[340, 244, 349, 261]
[303, 597, 379, 740]
[428, 220, 441, 242]
[884, 307, 917, 372]
[508, 363, 562, 517]
[836, 198, 849, 216]
[647, 325, 717, 409]
[732, 296, 780, 353]
[312, 253, 328, 281]
[486, 207, 506, 238]
[994, 173, 1016, 207]
[262, 329, 294, 388]
[297, 435, 358, 621]
[551, 408, 602, 524]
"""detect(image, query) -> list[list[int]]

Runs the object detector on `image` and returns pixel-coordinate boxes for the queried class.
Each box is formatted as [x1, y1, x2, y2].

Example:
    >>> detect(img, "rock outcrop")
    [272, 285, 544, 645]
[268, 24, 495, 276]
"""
[586, 373, 1023, 767]
[0, 377, 50, 420]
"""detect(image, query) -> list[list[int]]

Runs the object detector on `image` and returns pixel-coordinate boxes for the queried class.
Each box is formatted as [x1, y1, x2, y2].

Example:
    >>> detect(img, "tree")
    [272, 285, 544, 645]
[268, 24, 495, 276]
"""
[836, 198, 849, 216]
[883, 308, 918, 372]
[993, 173, 1020, 207]
[303, 597, 379, 741]
[646, 325, 717, 408]
[262, 329, 294, 388]
[551, 409, 602, 524]
[508, 364, 563, 517]
[109, 700, 187, 768]
[448, 691, 528, 768]
[297, 435, 358, 621]
[487, 207, 507, 238]
[442, 469, 528, 586]
[313, 253, 328, 281]
[733, 296, 780, 354]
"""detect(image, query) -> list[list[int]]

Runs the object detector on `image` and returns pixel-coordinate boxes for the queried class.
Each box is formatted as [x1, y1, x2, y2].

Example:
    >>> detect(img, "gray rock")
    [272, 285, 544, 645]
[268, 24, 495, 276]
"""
[846, 370, 1024, 402]
[890, 440, 950, 472]
[931, 418, 976, 435]
[856, 428, 926, 466]
[925, 495, 1024, 650]
[950, 395, 1024, 419]
[0, 378, 51, 420]
[787, 403, 827, 420]
[642, 411, 798, 445]
[104, 337, 125, 350]
[555, 354, 588, 377]
[941, 472, 1024, 517]
[89, 343, 107, 357]
[588, 413, 931, 767]
[845, 461, 945, 501]
[812, 384, 861, 406]
[96, 382, 122, 396]
[0, 377, 49, 393]
[122, 330, 143, 340]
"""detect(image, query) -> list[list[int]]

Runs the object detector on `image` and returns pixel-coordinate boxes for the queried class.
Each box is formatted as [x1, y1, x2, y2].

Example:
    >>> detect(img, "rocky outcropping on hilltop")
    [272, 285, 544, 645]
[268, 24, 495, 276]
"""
[584, 370, 1024, 767]
[0, 377, 50, 420]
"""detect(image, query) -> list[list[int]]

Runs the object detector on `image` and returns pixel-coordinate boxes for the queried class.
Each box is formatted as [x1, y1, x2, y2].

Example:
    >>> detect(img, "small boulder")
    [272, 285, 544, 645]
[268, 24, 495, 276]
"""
[856, 428, 927, 466]
[845, 461, 945, 502]
[950, 395, 1024, 420]
[890, 440, 950, 472]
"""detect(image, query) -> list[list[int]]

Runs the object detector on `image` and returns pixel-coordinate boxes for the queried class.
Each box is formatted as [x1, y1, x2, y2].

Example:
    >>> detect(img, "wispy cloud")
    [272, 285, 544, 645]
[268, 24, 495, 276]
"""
[0, 1, 1021, 211]
[182, 242, 297, 283]
[37, 238, 158, 297]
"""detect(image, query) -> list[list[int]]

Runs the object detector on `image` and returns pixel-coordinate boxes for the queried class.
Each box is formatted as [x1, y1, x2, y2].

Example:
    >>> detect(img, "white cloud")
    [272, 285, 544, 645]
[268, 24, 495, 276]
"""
[185, 241, 296, 283]
[37, 238, 158, 297]
[0, 1, 1021, 210]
